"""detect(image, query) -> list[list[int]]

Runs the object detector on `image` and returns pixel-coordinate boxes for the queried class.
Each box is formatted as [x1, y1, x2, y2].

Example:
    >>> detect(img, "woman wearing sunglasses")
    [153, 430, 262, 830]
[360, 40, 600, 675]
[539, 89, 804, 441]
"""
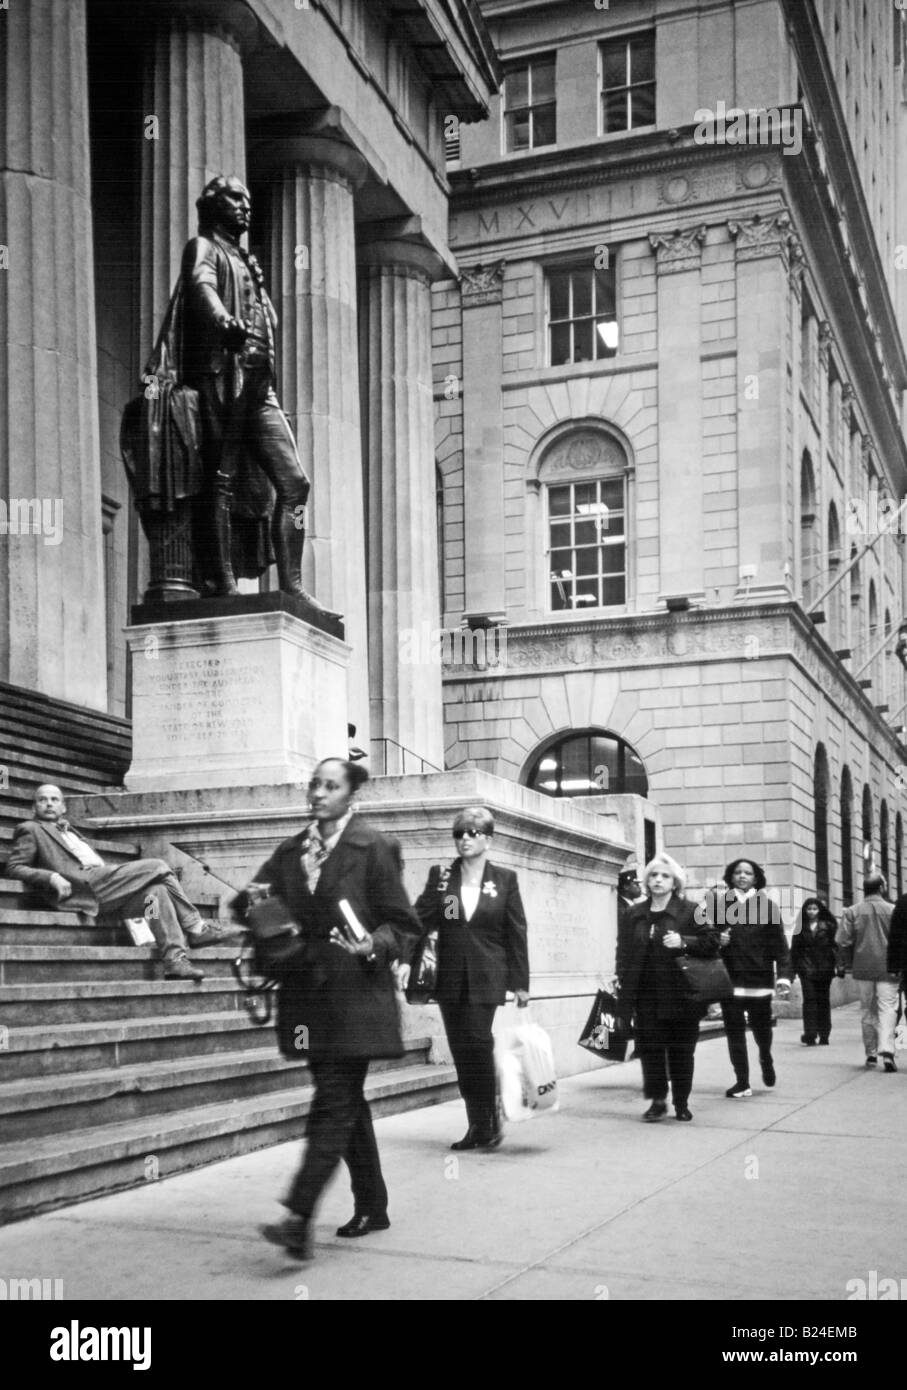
[402, 806, 530, 1151]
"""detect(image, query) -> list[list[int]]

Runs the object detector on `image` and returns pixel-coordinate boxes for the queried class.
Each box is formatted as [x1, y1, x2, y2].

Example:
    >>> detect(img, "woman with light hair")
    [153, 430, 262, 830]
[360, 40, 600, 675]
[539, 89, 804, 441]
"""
[616, 852, 719, 1122]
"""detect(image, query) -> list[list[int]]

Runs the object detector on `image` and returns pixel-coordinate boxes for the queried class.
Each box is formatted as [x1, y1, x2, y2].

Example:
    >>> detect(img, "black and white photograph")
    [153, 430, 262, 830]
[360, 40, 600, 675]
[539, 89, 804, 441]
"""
[0, 0, 904, 1346]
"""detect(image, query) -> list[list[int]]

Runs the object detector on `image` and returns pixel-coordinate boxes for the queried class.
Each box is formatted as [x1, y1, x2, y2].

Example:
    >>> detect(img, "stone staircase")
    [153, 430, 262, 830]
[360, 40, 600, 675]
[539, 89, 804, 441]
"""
[0, 683, 458, 1223]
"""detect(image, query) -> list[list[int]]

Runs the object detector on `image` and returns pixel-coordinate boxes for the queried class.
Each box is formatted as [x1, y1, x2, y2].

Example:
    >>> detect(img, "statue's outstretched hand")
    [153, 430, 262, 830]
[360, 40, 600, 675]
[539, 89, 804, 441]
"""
[221, 316, 248, 352]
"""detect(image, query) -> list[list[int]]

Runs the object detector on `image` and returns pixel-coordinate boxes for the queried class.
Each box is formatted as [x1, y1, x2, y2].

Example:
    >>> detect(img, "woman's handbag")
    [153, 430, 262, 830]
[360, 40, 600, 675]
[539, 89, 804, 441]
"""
[405, 930, 439, 1004]
[675, 952, 734, 1005]
[577, 987, 632, 1062]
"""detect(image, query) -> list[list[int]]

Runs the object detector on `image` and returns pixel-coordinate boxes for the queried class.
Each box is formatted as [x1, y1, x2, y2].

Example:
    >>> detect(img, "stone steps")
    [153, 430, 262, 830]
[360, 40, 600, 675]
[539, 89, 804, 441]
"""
[0, 977, 247, 1025]
[0, 944, 241, 984]
[0, 1060, 458, 1222]
[0, 1039, 437, 1142]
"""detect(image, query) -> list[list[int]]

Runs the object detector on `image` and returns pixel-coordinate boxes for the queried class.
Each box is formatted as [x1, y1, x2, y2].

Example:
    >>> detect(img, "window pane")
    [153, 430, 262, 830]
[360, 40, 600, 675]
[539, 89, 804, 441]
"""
[561, 735, 592, 793]
[594, 268, 616, 314]
[595, 318, 620, 357]
[507, 67, 529, 109]
[603, 89, 628, 133]
[624, 746, 648, 795]
[575, 546, 599, 577]
[602, 575, 626, 605]
[550, 320, 571, 365]
[533, 104, 557, 147]
[550, 547, 572, 573]
[507, 111, 531, 150]
[550, 520, 571, 549]
[602, 43, 627, 88]
[532, 59, 556, 103]
[602, 542, 625, 575]
[550, 580, 570, 612]
[574, 482, 596, 509]
[572, 271, 592, 317]
[573, 318, 594, 363]
[590, 735, 620, 793]
[548, 485, 571, 518]
[630, 36, 655, 83]
[549, 271, 570, 321]
[573, 579, 599, 609]
[574, 519, 598, 549]
[599, 479, 624, 511]
[630, 84, 656, 128]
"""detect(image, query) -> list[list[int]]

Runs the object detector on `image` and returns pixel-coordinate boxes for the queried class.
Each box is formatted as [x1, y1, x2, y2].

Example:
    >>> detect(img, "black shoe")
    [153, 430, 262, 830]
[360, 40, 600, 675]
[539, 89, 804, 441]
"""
[260, 1216, 313, 1260]
[761, 1057, 776, 1088]
[476, 1129, 503, 1150]
[643, 1101, 668, 1122]
[164, 957, 204, 982]
[818, 1038, 830, 1045]
[800, 1035, 817, 1046]
[336, 1214, 391, 1238]
[865, 1056, 878, 1069]
[725, 1083, 752, 1099]
[882, 1054, 898, 1073]
[451, 1127, 481, 1151]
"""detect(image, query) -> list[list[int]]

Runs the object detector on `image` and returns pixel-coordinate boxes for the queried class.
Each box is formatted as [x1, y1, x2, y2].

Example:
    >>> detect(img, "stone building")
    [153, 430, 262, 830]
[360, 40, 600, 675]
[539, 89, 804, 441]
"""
[435, 0, 907, 910]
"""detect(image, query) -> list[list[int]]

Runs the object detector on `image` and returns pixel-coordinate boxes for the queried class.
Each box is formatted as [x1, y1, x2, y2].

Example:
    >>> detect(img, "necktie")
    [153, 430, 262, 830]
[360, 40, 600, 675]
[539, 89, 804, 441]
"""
[302, 826, 329, 890]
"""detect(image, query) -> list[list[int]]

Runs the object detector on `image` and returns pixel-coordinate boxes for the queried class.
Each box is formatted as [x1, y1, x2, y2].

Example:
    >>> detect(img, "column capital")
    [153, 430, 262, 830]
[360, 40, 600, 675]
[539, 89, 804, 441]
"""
[458, 259, 506, 304]
[728, 210, 795, 265]
[357, 236, 446, 284]
[148, 0, 258, 52]
[254, 134, 369, 190]
[648, 225, 706, 276]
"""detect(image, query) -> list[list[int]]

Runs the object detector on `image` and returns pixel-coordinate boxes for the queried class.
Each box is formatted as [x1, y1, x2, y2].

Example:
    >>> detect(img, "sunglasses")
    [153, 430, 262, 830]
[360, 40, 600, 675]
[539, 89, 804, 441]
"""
[453, 828, 486, 839]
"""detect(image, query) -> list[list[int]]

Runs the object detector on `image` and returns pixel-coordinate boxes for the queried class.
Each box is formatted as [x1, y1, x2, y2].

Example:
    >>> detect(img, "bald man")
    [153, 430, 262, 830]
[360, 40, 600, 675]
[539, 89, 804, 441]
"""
[6, 784, 231, 980]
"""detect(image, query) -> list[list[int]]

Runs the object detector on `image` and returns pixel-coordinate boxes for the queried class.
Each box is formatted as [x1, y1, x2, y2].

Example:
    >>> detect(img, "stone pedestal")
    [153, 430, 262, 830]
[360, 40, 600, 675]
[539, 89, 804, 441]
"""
[124, 604, 350, 790]
[0, 0, 107, 708]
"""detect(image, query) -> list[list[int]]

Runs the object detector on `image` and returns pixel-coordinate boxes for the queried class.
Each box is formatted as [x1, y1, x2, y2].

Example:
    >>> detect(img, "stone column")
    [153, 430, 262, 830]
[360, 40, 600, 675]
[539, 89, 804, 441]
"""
[257, 135, 371, 743]
[0, 0, 107, 707]
[460, 262, 507, 623]
[648, 226, 707, 603]
[358, 239, 446, 772]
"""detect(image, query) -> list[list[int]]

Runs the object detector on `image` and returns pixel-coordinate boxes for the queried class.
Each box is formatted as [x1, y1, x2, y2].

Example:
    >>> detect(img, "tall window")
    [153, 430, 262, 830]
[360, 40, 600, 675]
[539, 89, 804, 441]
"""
[896, 811, 903, 898]
[841, 767, 854, 907]
[828, 503, 843, 646]
[503, 54, 556, 152]
[599, 33, 655, 133]
[800, 452, 818, 610]
[548, 263, 618, 365]
[862, 784, 874, 875]
[548, 477, 626, 610]
[881, 798, 890, 885]
[814, 745, 831, 904]
[525, 729, 648, 799]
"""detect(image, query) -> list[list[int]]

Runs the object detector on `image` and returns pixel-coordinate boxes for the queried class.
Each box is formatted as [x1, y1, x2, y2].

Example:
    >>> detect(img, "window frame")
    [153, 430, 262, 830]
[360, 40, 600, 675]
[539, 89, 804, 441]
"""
[545, 257, 620, 368]
[598, 30, 656, 137]
[501, 51, 557, 154]
[524, 728, 649, 800]
[545, 475, 628, 615]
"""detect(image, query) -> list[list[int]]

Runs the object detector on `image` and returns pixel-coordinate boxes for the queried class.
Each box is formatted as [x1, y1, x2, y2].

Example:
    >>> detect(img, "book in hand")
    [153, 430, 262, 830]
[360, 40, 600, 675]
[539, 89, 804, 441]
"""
[337, 898, 368, 944]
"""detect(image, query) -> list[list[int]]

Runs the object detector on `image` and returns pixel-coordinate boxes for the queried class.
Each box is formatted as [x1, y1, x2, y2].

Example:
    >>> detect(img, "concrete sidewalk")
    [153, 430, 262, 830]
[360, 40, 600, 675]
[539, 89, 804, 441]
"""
[0, 1003, 901, 1301]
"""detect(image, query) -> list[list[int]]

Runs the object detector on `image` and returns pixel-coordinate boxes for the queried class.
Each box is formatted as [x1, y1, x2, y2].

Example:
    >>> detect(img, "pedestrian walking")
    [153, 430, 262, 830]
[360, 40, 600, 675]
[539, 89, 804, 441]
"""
[836, 874, 899, 1072]
[403, 806, 530, 1151]
[616, 853, 719, 1123]
[790, 897, 839, 1046]
[237, 758, 422, 1261]
[703, 858, 791, 1098]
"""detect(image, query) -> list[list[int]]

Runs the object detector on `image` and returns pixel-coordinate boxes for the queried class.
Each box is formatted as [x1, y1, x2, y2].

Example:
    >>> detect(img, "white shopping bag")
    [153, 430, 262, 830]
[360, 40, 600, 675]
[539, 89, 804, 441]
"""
[495, 1021, 559, 1122]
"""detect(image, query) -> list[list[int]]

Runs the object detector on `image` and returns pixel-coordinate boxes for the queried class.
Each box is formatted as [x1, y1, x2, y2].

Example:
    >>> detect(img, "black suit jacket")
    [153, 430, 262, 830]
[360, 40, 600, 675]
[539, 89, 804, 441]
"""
[242, 814, 421, 1060]
[413, 859, 530, 1006]
[6, 819, 106, 914]
[616, 896, 718, 1021]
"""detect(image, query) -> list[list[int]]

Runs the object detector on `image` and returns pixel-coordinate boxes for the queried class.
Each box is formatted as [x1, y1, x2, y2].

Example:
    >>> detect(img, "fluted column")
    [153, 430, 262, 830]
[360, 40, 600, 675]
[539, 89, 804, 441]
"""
[259, 136, 370, 741]
[358, 240, 445, 771]
[0, 0, 106, 707]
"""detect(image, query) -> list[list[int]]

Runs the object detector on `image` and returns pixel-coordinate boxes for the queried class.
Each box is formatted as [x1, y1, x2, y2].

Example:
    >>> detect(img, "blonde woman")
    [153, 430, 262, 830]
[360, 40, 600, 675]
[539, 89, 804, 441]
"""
[615, 853, 719, 1122]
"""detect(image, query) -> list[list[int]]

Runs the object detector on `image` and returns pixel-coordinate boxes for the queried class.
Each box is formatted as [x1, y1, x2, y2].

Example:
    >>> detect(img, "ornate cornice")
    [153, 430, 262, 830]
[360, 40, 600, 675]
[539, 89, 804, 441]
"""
[648, 224, 707, 275]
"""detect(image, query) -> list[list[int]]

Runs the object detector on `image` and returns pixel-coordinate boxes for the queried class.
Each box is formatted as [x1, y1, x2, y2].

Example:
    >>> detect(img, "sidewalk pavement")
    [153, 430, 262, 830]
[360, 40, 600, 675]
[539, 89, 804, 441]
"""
[0, 1003, 901, 1302]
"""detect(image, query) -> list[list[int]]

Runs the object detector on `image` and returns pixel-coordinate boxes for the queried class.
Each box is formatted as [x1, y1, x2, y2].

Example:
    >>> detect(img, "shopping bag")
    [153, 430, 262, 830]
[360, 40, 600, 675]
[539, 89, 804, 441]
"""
[123, 917, 155, 947]
[495, 1021, 559, 1121]
[896, 990, 907, 1052]
[578, 987, 632, 1062]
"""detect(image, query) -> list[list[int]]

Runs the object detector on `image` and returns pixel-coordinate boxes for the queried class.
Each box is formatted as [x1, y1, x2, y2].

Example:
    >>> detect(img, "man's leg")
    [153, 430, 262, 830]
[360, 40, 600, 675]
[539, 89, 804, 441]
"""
[856, 979, 878, 1057]
[246, 384, 318, 600]
[87, 861, 202, 960]
[720, 997, 750, 1085]
[876, 979, 899, 1058]
[285, 1057, 365, 1218]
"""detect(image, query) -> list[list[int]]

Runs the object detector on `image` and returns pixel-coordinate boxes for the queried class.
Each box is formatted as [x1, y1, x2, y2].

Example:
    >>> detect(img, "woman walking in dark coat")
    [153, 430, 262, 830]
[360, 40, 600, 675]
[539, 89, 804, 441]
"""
[404, 806, 530, 1151]
[236, 758, 421, 1261]
[616, 853, 719, 1122]
[791, 897, 839, 1046]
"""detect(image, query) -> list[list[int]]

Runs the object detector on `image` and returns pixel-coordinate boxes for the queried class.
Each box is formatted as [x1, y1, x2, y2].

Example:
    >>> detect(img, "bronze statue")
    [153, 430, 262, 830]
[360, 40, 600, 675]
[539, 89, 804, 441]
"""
[124, 174, 335, 617]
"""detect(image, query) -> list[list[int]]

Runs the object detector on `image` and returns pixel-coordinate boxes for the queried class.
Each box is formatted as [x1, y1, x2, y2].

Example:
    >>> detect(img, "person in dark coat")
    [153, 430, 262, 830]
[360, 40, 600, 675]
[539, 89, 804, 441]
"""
[790, 897, 839, 1046]
[616, 853, 719, 1123]
[702, 858, 792, 1097]
[404, 806, 530, 1151]
[236, 757, 421, 1261]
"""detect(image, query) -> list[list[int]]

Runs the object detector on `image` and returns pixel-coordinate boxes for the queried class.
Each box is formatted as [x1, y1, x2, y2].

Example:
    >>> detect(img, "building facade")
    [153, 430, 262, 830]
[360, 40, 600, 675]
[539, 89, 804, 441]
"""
[435, 0, 907, 909]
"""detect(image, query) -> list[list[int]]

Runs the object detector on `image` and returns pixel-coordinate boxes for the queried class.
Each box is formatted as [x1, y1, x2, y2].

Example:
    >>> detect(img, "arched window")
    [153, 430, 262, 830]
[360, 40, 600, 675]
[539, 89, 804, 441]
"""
[800, 452, 819, 610]
[841, 767, 854, 907]
[536, 424, 631, 613]
[880, 798, 890, 885]
[883, 609, 893, 706]
[814, 745, 831, 902]
[524, 728, 648, 799]
[897, 811, 903, 898]
[827, 503, 843, 645]
[862, 784, 874, 875]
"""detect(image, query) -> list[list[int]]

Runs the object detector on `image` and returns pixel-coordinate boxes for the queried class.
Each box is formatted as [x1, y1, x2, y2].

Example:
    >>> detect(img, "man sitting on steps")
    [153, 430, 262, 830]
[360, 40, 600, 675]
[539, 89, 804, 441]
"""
[6, 784, 233, 981]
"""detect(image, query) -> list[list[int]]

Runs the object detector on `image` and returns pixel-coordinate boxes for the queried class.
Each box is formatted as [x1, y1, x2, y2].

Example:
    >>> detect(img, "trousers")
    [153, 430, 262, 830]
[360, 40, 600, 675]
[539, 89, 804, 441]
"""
[195, 367, 310, 512]
[286, 1057, 388, 1220]
[721, 995, 774, 1086]
[439, 999, 498, 1127]
[634, 1004, 700, 1108]
[85, 859, 202, 961]
[856, 978, 899, 1057]
[798, 972, 833, 1043]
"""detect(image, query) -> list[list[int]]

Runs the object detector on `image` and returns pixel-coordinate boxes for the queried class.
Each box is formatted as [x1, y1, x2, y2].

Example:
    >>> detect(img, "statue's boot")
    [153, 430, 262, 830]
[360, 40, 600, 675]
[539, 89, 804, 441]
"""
[211, 493, 239, 597]
[272, 508, 343, 622]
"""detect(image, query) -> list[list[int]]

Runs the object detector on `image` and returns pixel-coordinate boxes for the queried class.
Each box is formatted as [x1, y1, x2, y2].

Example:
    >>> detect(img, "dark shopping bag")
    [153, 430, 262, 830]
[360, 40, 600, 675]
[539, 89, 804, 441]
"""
[406, 930, 439, 1004]
[675, 953, 734, 1005]
[578, 987, 632, 1062]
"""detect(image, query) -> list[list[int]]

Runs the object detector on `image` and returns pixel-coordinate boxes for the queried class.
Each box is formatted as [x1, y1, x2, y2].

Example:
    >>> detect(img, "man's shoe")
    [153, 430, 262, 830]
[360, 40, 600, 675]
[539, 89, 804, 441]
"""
[643, 1100, 668, 1122]
[818, 1038, 830, 1045]
[882, 1054, 898, 1073]
[164, 957, 204, 982]
[336, 1214, 391, 1238]
[761, 1057, 776, 1088]
[674, 1107, 693, 1122]
[725, 1084, 752, 1098]
[801, 1035, 817, 1046]
[865, 1055, 878, 1069]
[260, 1216, 313, 1260]
[186, 922, 243, 948]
